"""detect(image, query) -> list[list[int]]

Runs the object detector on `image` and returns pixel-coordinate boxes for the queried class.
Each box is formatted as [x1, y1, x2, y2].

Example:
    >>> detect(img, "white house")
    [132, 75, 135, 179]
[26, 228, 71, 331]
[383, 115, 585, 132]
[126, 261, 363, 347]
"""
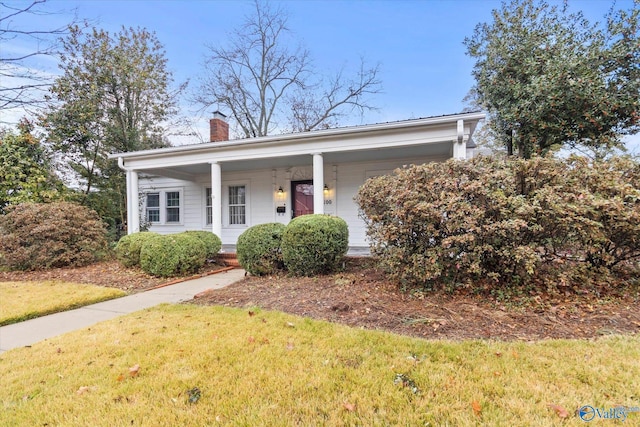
[109, 111, 485, 252]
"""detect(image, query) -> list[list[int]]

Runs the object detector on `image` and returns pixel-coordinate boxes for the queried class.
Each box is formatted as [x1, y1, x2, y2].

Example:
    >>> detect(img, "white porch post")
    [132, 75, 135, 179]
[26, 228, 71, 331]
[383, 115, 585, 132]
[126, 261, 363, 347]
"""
[452, 119, 467, 160]
[312, 153, 324, 214]
[125, 170, 133, 234]
[130, 170, 140, 233]
[210, 161, 222, 238]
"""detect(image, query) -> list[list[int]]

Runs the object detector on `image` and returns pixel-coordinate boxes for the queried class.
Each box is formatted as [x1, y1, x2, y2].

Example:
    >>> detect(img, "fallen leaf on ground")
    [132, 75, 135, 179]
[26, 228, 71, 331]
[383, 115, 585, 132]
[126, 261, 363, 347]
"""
[77, 386, 93, 395]
[547, 403, 569, 418]
[129, 364, 140, 377]
[343, 402, 356, 412]
[472, 400, 482, 416]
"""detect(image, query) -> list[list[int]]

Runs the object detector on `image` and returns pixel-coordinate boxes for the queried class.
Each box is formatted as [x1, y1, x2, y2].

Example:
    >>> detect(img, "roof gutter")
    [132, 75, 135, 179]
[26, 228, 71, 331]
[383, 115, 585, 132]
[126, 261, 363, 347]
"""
[117, 156, 127, 171]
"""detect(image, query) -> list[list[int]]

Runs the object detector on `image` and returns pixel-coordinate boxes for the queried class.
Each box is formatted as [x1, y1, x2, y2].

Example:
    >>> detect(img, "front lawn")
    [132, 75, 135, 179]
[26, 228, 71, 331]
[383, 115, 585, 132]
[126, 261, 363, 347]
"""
[1, 304, 638, 426]
[0, 281, 126, 326]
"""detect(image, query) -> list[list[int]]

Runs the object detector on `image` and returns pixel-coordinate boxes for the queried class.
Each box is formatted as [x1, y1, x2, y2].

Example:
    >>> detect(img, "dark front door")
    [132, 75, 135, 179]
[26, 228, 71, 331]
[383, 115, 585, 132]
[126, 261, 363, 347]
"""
[291, 180, 314, 218]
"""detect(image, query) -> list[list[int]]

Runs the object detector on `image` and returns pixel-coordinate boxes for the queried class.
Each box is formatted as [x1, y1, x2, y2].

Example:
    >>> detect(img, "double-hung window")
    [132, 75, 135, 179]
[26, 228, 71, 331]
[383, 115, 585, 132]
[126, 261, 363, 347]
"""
[166, 191, 181, 223]
[205, 184, 248, 227]
[228, 185, 246, 225]
[205, 188, 213, 225]
[146, 193, 160, 223]
[143, 189, 182, 225]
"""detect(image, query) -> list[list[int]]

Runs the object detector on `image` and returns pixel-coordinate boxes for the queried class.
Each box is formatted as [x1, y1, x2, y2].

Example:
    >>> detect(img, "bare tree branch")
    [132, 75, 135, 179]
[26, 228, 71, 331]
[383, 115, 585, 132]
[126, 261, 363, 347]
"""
[0, 0, 81, 113]
[194, 0, 381, 137]
[289, 58, 382, 132]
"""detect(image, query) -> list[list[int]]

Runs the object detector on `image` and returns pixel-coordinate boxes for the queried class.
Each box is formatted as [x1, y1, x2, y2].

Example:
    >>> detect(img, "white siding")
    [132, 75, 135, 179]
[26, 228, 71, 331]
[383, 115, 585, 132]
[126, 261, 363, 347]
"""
[333, 155, 448, 247]
[139, 155, 447, 248]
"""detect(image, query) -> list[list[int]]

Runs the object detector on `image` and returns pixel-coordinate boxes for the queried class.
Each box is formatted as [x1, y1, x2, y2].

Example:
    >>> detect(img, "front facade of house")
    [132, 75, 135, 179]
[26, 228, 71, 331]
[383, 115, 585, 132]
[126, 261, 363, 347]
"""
[109, 112, 484, 251]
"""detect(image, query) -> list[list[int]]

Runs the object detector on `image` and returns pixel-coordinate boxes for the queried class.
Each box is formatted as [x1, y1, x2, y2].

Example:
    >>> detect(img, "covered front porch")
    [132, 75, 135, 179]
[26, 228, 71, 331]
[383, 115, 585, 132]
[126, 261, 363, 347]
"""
[110, 112, 484, 248]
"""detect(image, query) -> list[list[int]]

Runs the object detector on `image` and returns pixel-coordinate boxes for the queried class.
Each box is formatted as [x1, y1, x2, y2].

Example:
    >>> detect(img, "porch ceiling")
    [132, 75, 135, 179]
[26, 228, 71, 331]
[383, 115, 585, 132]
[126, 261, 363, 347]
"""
[141, 141, 452, 179]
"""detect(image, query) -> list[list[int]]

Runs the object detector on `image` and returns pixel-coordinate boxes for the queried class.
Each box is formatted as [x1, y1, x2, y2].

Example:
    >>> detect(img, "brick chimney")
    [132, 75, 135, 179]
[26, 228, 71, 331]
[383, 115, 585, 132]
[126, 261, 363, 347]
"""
[209, 111, 229, 142]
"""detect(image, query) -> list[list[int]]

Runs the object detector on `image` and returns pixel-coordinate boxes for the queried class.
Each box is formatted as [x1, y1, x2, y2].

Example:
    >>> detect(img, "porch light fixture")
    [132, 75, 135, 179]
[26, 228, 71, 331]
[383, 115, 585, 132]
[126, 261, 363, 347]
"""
[323, 184, 329, 193]
[277, 186, 284, 194]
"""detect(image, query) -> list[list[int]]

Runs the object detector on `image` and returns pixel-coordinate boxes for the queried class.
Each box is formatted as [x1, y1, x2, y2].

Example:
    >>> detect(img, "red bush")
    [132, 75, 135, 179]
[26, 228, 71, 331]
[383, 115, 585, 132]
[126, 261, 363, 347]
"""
[356, 155, 640, 290]
[0, 202, 109, 270]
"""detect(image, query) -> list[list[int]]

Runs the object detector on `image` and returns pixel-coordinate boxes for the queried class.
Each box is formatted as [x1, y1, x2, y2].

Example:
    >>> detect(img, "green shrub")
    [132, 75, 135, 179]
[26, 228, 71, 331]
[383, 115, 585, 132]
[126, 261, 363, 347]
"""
[114, 232, 160, 268]
[182, 230, 221, 259]
[139, 233, 207, 277]
[356, 155, 640, 290]
[281, 215, 348, 276]
[237, 223, 286, 275]
[0, 202, 108, 271]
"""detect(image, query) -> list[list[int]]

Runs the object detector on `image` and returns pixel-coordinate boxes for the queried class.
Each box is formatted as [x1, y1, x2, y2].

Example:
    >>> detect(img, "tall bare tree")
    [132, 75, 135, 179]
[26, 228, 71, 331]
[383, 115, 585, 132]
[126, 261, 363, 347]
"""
[0, 0, 79, 114]
[195, 1, 381, 138]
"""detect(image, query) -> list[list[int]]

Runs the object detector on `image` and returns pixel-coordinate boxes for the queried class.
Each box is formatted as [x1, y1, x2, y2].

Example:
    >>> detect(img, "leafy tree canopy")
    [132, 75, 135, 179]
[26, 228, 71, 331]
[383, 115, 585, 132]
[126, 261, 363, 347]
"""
[42, 25, 178, 233]
[0, 119, 65, 212]
[464, 0, 640, 158]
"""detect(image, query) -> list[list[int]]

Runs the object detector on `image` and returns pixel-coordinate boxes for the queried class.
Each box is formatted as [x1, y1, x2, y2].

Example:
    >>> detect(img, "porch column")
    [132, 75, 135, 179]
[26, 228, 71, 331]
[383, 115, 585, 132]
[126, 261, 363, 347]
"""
[125, 170, 132, 234]
[130, 170, 140, 233]
[312, 153, 324, 214]
[210, 161, 222, 238]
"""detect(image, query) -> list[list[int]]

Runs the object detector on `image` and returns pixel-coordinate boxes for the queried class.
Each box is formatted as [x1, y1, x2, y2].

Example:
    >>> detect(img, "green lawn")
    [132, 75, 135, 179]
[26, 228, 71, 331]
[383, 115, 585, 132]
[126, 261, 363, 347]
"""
[1, 304, 638, 426]
[0, 281, 126, 326]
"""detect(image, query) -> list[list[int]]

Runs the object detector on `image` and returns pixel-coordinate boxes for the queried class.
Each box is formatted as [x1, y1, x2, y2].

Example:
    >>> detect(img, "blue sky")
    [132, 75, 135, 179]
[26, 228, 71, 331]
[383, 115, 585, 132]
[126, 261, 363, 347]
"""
[3, 0, 638, 152]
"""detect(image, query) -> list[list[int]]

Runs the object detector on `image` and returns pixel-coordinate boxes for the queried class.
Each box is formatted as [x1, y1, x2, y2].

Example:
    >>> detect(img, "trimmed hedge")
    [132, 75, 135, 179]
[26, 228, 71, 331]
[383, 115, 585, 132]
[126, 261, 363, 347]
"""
[356, 155, 640, 290]
[139, 233, 207, 277]
[183, 230, 222, 259]
[114, 232, 160, 268]
[0, 202, 108, 271]
[281, 215, 349, 276]
[237, 223, 286, 275]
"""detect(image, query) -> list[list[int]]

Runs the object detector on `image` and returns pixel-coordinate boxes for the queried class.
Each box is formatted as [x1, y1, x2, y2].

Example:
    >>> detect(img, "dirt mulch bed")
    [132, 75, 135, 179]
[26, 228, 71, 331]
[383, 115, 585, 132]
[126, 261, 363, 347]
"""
[3, 258, 638, 341]
[0, 260, 228, 293]
[191, 258, 640, 341]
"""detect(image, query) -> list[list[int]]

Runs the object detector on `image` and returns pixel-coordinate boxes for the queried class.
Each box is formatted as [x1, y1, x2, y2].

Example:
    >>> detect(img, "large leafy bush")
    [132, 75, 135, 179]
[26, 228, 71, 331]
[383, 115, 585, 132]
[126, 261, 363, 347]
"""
[114, 232, 160, 268]
[183, 230, 222, 259]
[356, 155, 640, 289]
[139, 233, 207, 277]
[281, 215, 348, 276]
[0, 202, 108, 270]
[237, 223, 286, 275]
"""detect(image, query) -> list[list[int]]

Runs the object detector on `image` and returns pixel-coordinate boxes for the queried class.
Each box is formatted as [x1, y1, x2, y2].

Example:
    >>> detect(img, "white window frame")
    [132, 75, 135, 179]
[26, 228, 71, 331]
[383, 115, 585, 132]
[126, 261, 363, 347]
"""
[165, 190, 181, 223]
[204, 187, 213, 226]
[222, 181, 250, 228]
[142, 188, 183, 225]
[145, 192, 160, 224]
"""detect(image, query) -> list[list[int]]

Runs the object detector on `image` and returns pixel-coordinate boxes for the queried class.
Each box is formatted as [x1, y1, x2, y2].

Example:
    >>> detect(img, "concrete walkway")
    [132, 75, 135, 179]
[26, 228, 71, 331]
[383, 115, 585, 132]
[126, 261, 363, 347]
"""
[0, 268, 246, 354]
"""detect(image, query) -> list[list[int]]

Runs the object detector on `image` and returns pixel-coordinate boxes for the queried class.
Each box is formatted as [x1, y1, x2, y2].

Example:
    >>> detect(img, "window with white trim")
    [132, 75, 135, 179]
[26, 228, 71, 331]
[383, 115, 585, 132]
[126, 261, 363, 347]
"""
[228, 185, 246, 225]
[146, 193, 160, 223]
[205, 188, 213, 225]
[143, 188, 182, 225]
[166, 191, 180, 223]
